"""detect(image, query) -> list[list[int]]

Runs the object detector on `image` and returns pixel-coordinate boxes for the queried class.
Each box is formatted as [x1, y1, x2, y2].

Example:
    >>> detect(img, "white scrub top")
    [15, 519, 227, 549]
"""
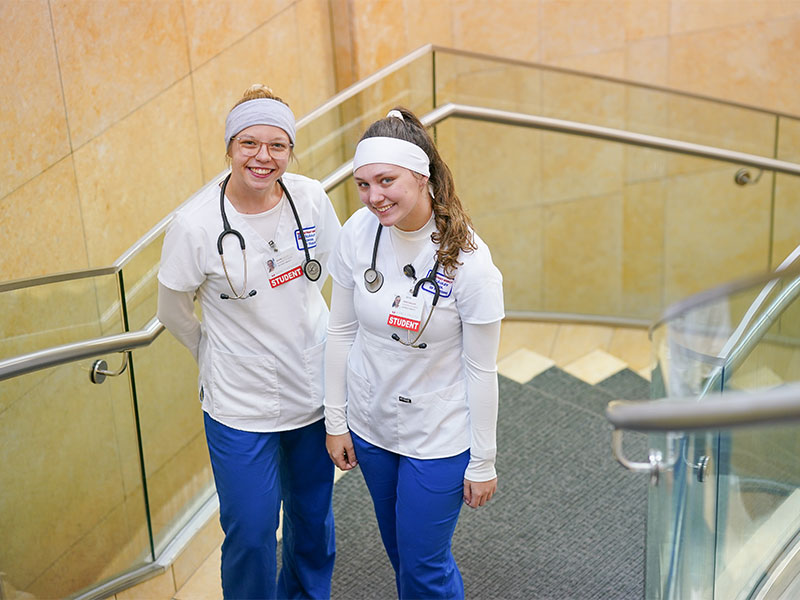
[158, 172, 341, 432]
[327, 207, 504, 459]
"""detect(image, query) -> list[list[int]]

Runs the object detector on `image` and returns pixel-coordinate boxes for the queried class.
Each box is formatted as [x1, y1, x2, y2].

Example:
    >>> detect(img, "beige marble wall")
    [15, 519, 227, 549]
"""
[3, 1, 800, 596]
[331, 0, 800, 318]
[338, 0, 800, 115]
[1, 0, 336, 283]
[0, 1, 337, 596]
[3, 0, 798, 284]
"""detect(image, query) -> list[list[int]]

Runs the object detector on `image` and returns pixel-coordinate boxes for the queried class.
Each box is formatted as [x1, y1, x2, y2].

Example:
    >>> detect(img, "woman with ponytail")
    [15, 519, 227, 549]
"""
[324, 107, 504, 598]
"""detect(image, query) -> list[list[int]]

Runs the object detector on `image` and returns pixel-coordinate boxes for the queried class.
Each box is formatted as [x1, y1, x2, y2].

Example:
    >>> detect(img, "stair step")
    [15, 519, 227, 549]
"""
[498, 345, 643, 389]
[563, 349, 628, 385]
[497, 348, 555, 384]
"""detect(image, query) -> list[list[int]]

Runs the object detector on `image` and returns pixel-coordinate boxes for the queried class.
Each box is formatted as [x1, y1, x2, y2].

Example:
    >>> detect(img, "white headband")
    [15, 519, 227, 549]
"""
[225, 98, 296, 147]
[352, 137, 430, 176]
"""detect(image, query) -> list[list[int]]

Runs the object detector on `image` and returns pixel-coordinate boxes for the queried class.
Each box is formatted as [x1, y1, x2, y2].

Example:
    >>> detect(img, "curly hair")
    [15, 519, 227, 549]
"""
[358, 106, 476, 275]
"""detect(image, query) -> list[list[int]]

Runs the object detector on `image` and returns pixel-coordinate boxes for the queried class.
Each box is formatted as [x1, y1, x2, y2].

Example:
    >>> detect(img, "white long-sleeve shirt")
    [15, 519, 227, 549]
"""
[324, 207, 504, 481]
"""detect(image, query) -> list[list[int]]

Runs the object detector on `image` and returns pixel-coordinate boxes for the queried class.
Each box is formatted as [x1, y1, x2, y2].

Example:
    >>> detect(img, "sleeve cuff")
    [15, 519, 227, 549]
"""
[465, 454, 497, 482]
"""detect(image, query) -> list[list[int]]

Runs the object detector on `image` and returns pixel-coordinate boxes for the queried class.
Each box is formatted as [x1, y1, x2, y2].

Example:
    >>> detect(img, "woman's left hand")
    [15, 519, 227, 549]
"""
[463, 477, 497, 508]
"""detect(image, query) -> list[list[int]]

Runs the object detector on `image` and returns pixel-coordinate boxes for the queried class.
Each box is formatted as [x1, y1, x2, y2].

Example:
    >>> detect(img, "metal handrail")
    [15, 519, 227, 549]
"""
[650, 259, 800, 337]
[3, 41, 799, 292]
[0, 266, 120, 294]
[0, 318, 163, 382]
[609, 260, 800, 479]
[4, 104, 800, 383]
[701, 272, 800, 395]
[606, 384, 800, 432]
[432, 104, 800, 175]
[421, 45, 800, 120]
[3, 44, 798, 600]
[324, 101, 800, 186]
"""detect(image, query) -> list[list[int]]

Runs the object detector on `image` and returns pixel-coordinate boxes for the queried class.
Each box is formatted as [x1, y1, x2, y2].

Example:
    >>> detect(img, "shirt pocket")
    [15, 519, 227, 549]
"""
[398, 379, 468, 456]
[209, 348, 280, 420]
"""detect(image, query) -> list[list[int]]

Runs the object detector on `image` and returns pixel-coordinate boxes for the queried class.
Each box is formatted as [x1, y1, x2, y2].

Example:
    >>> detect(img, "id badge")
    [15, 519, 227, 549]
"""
[266, 249, 304, 288]
[387, 293, 424, 332]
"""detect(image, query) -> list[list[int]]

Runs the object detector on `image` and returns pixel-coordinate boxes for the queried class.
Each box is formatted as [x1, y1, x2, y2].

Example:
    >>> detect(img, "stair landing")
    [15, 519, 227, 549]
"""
[497, 321, 653, 385]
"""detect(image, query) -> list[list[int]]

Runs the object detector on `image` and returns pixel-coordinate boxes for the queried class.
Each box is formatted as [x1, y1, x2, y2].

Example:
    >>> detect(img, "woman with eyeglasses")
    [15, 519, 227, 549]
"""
[324, 107, 504, 599]
[157, 84, 340, 599]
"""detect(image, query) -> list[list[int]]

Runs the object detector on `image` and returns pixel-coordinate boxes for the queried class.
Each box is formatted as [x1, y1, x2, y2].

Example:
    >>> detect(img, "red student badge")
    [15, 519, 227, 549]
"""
[266, 250, 303, 288]
[387, 294, 423, 331]
[269, 265, 303, 288]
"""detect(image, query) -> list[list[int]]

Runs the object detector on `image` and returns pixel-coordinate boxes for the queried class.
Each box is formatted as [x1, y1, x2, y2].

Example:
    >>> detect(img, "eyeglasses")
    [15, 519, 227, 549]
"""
[233, 136, 293, 159]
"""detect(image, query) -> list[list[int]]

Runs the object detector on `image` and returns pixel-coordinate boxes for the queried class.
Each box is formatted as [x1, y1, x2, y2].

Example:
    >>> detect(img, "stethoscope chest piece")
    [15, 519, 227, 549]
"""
[304, 258, 322, 281]
[364, 267, 384, 293]
[364, 222, 386, 293]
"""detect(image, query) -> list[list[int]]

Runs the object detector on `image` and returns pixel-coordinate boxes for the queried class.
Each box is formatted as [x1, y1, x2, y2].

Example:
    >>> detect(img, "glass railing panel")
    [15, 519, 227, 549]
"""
[714, 417, 800, 598]
[118, 232, 164, 331]
[130, 333, 213, 554]
[645, 429, 718, 600]
[714, 272, 800, 597]
[0, 361, 150, 598]
[649, 264, 800, 599]
[433, 49, 778, 161]
[118, 231, 214, 554]
[773, 172, 800, 269]
[643, 415, 800, 600]
[660, 95, 776, 164]
[0, 273, 123, 362]
[773, 117, 800, 268]
[431, 116, 780, 321]
[296, 53, 434, 218]
[434, 52, 544, 116]
[777, 115, 800, 164]
[647, 288, 739, 599]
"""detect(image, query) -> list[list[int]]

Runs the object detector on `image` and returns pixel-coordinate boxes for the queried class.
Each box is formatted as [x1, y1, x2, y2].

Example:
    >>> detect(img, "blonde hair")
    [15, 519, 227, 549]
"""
[359, 106, 476, 275]
[231, 84, 288, 109]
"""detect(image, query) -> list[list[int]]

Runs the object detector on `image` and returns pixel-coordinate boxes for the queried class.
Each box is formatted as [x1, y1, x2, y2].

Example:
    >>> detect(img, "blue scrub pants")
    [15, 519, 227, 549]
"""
[204, 414, 335, 600]
[351, 431, 469, 600]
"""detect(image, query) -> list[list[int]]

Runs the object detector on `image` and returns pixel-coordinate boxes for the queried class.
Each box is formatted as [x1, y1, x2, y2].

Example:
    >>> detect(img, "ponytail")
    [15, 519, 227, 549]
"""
[359, 106, 476, 275]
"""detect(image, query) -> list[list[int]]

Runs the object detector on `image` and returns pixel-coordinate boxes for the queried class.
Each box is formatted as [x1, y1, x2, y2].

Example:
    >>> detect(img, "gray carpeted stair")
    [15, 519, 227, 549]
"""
[327, 367, 650, 599]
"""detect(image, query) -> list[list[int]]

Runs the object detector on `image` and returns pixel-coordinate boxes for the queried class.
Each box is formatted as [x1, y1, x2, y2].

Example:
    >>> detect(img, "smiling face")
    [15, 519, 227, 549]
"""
[354, 163, 431, 231]
[228, 124, 290, 199]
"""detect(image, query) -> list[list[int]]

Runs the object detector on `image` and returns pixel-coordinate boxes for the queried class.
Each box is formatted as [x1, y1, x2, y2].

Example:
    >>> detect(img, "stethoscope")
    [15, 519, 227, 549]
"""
[217, 173, 321, 300]
[364, 223, 441, 349]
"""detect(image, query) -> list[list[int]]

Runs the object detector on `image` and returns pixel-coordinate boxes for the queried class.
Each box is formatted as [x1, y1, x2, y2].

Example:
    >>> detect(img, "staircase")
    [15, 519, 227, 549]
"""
[170, 323, 653, 600]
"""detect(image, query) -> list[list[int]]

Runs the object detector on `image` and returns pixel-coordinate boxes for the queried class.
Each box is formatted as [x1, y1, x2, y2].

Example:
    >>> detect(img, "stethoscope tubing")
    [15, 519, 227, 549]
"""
[364, 220, 441, 348]
[217, 172, 320, 300]
[278, 178, 321, 281]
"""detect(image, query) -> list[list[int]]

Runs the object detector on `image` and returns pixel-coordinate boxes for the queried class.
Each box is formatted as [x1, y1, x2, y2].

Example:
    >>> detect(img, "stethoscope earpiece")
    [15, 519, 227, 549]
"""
[220, 289, 256, 300]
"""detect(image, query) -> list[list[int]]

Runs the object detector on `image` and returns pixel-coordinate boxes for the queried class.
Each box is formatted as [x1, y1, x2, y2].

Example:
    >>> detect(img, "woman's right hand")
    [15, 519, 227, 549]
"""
[326, 432, 358, 470]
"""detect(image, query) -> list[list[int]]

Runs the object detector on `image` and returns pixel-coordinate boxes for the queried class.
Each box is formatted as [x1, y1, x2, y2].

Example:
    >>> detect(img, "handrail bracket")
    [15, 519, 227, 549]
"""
[611, 429, 664, 486]
[90, 352, 130, 384]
